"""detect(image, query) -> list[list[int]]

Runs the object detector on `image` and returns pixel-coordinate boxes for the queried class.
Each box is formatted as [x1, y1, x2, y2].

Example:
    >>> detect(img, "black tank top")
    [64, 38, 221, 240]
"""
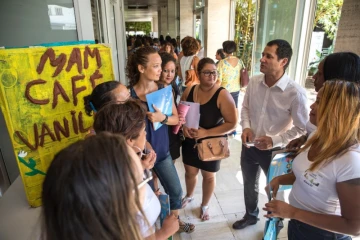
[187, 85, 224, 129]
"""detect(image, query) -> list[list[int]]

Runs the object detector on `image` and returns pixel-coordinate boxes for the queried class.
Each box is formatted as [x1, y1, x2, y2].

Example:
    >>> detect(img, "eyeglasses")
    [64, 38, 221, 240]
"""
[201, 71, 218, 77]
[137, 168, 153, 189]
[132, 145, 150, 160]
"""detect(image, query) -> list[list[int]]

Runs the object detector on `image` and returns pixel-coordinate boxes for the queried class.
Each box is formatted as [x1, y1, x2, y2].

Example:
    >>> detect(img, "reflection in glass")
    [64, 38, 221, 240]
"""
[48, 4, 76, 30]
[253, 0, 297, 76]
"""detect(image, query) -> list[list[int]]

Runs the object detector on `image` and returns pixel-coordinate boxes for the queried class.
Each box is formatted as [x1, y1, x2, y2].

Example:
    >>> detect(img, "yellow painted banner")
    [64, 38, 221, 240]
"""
[0, 44, 114, 207]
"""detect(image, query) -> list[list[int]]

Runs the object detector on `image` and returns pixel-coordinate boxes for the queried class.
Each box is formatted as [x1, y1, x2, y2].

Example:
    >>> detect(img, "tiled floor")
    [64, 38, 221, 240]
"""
[172, 136, 283, 240]
[166, 79, 359, 240]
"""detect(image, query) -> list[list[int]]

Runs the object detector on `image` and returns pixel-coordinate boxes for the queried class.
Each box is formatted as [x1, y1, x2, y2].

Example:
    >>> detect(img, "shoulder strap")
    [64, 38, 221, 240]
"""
[130, 87, 138, 99]
[194, 85, 199, 103]
[188, 85, 197, 101]
[214, 87, 224, 99]
[191, 57, 196, 70]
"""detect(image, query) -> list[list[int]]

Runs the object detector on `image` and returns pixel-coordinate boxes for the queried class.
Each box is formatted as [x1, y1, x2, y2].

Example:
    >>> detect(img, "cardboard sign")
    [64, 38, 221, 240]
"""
[0, 44, 114, 207]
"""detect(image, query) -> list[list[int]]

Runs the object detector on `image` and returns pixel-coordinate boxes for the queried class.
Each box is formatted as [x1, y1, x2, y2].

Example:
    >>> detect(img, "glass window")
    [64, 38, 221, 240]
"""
[48, 3, 76, 30]
[252, 0, 297, 76]
[194, 0, 205, 9]
[0, 0, 78, 47]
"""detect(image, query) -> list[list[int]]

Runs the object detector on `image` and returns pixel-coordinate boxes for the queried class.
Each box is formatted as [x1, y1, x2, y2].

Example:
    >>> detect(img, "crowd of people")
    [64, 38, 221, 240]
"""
[40, 35, 360, 240]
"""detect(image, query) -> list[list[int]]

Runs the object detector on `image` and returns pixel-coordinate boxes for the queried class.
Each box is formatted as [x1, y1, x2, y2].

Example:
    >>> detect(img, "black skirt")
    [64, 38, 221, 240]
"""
[182, 138, 221, 172]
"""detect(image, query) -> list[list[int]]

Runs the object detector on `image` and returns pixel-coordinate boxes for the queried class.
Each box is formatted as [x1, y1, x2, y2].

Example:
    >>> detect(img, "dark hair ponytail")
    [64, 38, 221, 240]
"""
[83, 81, 121, 116]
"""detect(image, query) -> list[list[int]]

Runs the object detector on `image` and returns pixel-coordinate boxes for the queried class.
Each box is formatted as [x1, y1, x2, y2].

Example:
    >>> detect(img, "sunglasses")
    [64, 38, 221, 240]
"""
[137, 169, 153, 189]
[132, 146, 150, 160]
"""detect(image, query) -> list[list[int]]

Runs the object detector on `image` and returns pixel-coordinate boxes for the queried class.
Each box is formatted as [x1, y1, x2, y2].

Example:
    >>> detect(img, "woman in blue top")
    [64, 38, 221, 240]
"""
[126, 46, 195, 233]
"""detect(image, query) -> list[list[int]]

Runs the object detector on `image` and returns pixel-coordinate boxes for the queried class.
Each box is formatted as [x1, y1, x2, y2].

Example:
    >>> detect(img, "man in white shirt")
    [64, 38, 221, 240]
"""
[233, 39, 308, 230]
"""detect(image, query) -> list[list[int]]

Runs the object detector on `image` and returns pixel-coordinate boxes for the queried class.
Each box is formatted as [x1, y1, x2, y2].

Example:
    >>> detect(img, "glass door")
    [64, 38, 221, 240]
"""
[90, 0, 127, 83]
[252, 0, 316, 85]
[194, 11, 204, 43]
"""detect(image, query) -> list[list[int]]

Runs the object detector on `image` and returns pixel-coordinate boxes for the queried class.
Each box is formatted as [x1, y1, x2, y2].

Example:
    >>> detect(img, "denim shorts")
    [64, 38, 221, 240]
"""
[152, 153, 183, 210]
[288, 219, 352, 240]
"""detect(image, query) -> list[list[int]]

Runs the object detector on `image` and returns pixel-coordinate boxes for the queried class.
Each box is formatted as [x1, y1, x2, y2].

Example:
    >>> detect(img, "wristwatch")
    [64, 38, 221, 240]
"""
[161, 114, 168, 124]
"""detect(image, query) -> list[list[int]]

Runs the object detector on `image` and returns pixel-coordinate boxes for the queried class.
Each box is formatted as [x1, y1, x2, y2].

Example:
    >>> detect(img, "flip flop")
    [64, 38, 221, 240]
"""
[181, 196, 194, 209]
[200, 205, 210, 221]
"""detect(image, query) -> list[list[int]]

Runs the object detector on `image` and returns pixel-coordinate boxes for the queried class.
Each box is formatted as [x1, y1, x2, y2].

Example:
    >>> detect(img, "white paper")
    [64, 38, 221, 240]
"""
[181, 101, 200, 129]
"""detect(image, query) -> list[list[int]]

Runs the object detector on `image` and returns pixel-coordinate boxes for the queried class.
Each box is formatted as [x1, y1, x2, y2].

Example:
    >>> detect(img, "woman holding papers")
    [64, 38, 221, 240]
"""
[126, 46, 195, 233]
[180, 58, 237, 221]
[265, 81, 360, 239]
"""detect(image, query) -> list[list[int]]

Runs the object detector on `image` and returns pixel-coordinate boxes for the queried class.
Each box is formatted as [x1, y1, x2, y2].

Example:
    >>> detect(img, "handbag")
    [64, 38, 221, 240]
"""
[192, 86, 230, 161]
[185, 57, 200, 87]
[240, 60, 250, 88]
[195, 136, 230, 161]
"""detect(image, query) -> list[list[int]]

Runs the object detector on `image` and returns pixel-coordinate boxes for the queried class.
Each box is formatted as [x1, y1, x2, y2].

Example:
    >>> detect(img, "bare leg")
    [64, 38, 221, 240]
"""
[200, 170, 216, 206]
[152, 170, 159, 191]
[184, 164, 200, 197]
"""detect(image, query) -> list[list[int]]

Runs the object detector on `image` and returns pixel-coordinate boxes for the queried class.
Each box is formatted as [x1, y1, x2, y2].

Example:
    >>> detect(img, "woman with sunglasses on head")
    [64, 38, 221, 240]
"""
[42, 133, 178, 240]
[181, 57, 237, 221]
[84, 81, 157, 176]
[84, 80, 130, 116]
[126, 46, 195, 233]
[265, 80, 360, 239]
[83, 80, 130, 136]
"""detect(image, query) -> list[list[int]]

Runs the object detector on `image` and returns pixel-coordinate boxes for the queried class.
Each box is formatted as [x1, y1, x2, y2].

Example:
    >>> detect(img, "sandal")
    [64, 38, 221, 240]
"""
[200, 205, 210, 221]
[178, 220, 195, 233]
[181, 196, 194, 209]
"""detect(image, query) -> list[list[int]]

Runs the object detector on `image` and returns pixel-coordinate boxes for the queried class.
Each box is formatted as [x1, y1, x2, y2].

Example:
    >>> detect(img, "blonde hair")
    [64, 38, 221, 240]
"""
[300, 80, 360, 171]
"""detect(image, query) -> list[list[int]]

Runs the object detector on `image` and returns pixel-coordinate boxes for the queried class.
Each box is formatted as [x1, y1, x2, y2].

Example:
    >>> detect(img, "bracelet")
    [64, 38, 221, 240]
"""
[160, 114, 168, 124]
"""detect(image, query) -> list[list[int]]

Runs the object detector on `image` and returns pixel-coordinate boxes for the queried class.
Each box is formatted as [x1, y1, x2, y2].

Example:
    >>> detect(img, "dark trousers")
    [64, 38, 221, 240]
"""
[241, 145, 273, 219]
[288, 219, 352, 240]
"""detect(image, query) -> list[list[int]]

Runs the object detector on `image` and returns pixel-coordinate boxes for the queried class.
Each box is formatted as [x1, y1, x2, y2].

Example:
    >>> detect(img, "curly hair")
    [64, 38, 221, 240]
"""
[181, 37, 199, 56]
[126, 46, 157, 87]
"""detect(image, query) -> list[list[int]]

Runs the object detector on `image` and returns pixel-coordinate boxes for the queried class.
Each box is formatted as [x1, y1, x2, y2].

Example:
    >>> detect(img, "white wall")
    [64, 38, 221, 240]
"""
[179, 0, 194, 40]
[205, 0, 231, 59]
[334, 0, 360, 55]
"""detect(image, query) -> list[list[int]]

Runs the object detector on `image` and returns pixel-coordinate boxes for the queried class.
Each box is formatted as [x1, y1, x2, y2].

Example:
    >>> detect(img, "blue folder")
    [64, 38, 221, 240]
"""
[145, 85, 173, 131]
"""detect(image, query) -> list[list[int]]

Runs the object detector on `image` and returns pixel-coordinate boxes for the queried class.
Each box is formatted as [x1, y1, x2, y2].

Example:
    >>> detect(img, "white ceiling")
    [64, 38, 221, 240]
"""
[123, 0, 168, 21]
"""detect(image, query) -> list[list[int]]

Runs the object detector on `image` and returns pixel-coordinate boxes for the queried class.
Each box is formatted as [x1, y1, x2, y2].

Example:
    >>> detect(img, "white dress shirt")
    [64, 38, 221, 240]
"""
[241, 73, 308, 147]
